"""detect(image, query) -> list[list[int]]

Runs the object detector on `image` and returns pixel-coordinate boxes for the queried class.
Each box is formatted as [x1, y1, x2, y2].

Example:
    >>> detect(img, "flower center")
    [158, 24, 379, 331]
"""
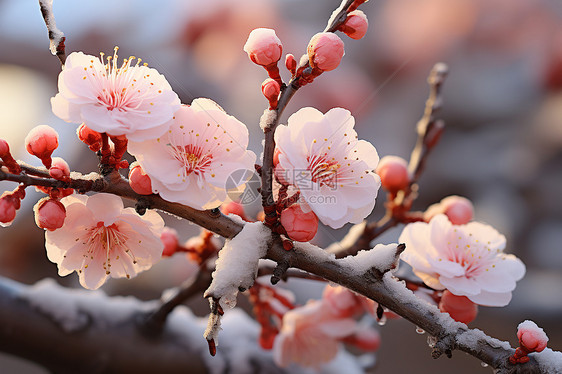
[170, 144, 213, 178]
[308, 154, 340, 188]
[445, 230, 497, 277]
[81, 222, 132, 276]
[93, 46, 150, 112]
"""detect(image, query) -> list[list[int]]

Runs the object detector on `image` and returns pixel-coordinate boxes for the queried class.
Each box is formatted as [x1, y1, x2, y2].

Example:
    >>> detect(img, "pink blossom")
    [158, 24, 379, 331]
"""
[424, 195, 474, 225]
[45, 193, 164, 289]
[243, 28, 283, 66]
[128, 161, 153, 195]
[307, 32, 345, 71]
[273, 300, 357, 368]
[261, 78, 280, 109]
[160, 227, 179, 257]
[517, 320, 549, 353]
[25, 125, 59, 168]
[280, 204, 318, 242]
[274, 107, 381, 228]
[51, 48, 180, 142]
[128, 99, 256, 210]
[438, 290, 478, 324]
[376, 155, 410, 192]
[220, 201, 248, 221]
[322, 285, 365, 318]
[0, 197, 17, 227]
[49, 157, 70, 182]
[77, 124, 103, 152]
[340, 10, 369, 40]
[34, 198, 66, 231]
[399, 214, 525, 306]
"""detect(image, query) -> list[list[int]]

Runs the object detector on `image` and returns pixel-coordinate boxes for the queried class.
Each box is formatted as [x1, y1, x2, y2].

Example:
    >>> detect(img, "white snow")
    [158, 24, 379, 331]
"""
[204, 221, 271, 309]
[338, 243, 400, 274]
[533, 348, 562, 374]
[259, 109, 277, 131]
[39, 0, 65, 56]
[21, 278, 151, 332]
[518, 320, 549, 343]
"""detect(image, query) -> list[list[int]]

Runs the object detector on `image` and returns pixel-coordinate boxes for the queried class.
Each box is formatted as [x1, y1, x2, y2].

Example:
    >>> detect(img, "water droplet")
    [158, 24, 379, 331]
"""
[377, 315, 387, 326]
[480, 362, 489, 368]
[427, 336, 437, 348]
[416, 327, 425, 334]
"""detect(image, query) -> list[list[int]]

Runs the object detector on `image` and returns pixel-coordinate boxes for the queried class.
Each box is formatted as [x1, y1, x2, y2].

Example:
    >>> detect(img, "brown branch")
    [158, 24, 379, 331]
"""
[0, 164, 243, 238]
[408, 62, 448, 182]
[0, 275, 311, 374]
[259, 0, 366, 216]
[38, 0, 66, 66]
[266, 240, 559, 374]
[141, 268, 213, 336]
[2, 161, 559, 372]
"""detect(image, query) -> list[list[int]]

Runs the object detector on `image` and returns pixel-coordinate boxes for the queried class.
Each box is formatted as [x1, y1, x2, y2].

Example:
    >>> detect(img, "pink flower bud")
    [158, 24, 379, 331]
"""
[128, 162, 153, 195]
[285, 54, 297, 76]
[33, 197, 66, 231]
[243, 28, 283, 67]
[517, 321, 548, 353]
[442, 196, 474, 225]
[424, 195, 474, 225]
[220, 201, 248, 221]
[307, 32, 345, 72]
[25, 125, 59, 168]
[49, 157, 71, 182]
[439, 290, 478, 324]
[77, 124, 103, 152]
[0, 139, 9, 157]
[0, 197, 17, 226]
[261, 78, 281, 109]
[376, 155, 410, 192]
[280, 204, 318, 242]
[344, 328, 381, 352]
[0, 139, 21, 174]
[161, 227, 179, 257]
[339, 10, 369, 40]
[323, 285, 363, 318]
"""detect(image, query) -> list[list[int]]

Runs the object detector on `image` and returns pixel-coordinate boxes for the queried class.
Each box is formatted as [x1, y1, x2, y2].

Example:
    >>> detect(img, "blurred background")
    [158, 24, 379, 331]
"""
[0, 0, 561, 372]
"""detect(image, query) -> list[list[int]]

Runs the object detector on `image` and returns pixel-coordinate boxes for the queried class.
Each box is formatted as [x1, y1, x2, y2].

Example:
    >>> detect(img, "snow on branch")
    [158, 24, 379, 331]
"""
[38, 0, 66, 65]
[0, 275, 365, 374]
[203, 221, 272, 352]
[265, 239, 562, 374]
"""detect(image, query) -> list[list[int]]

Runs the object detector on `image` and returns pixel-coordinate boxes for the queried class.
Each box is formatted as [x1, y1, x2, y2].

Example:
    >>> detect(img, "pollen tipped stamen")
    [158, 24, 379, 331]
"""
[169, 143, 214, 178]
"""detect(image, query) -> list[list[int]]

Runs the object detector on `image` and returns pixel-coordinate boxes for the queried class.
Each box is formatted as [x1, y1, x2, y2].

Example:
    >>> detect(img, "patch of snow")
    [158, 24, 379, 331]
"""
[39, 0, 65, 56]
[338, 243, 400, 274]
[260, 109, 277, 131]
[20, 278, 151, 332]
[533, 348, 562, 374]
[204, 221, 271, 309]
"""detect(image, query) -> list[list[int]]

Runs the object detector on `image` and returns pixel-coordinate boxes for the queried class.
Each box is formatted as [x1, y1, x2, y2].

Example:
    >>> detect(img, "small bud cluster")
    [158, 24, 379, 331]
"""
[510, 321, 549, 364]
[0, 186, 26, 227]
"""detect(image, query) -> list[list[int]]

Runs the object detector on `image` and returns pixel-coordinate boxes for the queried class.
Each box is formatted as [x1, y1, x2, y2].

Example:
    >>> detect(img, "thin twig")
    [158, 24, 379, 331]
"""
[259, 0, 367, 214]
[141, 268, 213, 336]
[38, 0, 66, 66]
[330, 63, 448, 258]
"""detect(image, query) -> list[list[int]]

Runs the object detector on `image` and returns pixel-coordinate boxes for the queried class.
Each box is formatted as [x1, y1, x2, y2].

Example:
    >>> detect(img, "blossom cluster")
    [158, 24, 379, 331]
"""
[267, 284, 381, 368]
